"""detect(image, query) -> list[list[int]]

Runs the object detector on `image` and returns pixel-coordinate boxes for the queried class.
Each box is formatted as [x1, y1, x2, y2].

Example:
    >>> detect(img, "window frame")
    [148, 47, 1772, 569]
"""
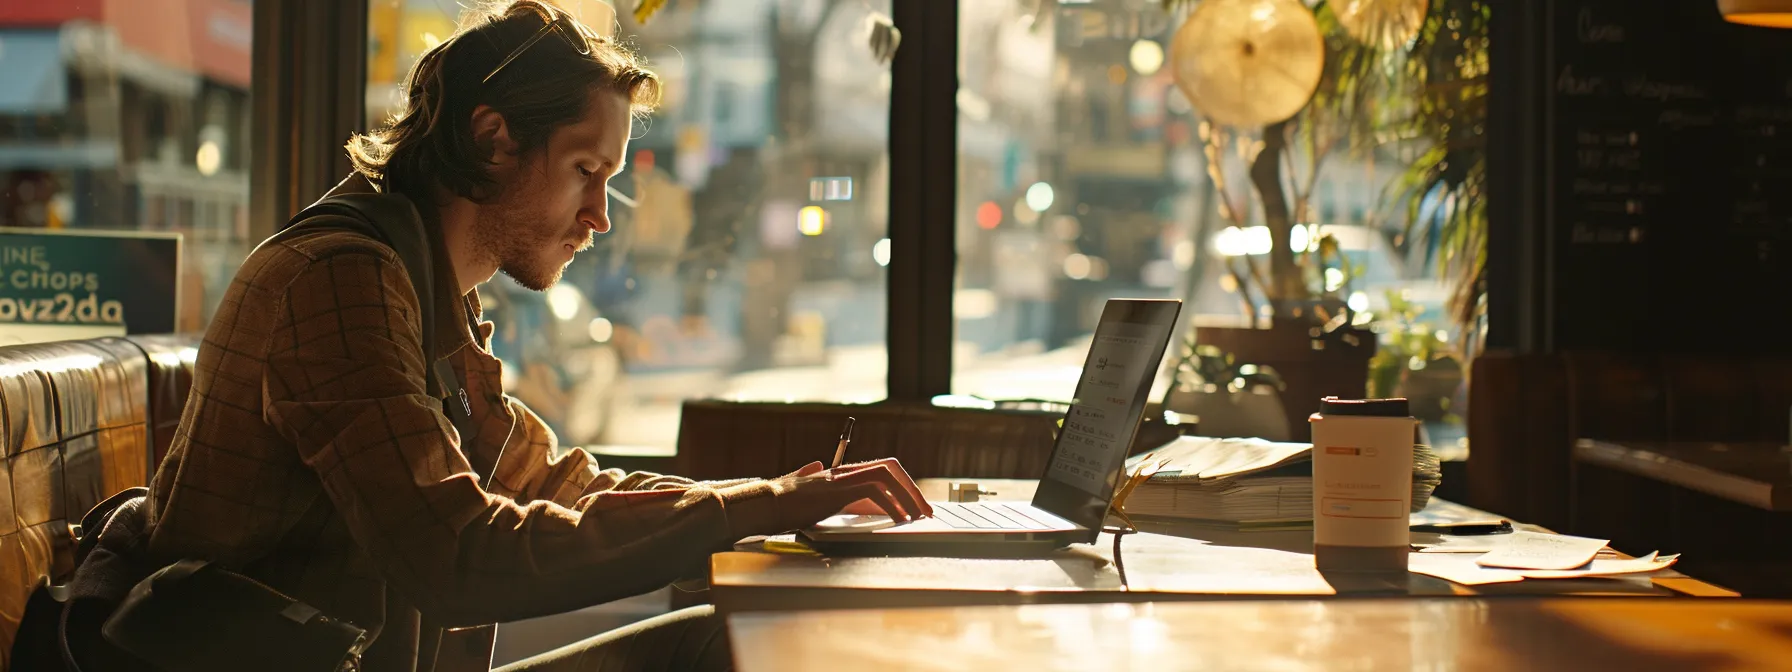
[885, 0, 958, 401]
[251, 0, 368, 241]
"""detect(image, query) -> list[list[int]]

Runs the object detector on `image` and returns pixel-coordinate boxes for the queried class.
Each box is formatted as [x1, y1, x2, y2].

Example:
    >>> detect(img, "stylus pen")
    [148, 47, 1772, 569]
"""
[1409, 520, 1513, 536]
[831, 417, 856, 468]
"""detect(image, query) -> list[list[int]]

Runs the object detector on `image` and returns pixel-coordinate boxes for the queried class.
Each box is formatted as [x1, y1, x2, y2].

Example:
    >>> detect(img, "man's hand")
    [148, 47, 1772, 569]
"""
[726, 457, 932, 536]
[829, 458, 931, 518]
[781, 461, 826, 479]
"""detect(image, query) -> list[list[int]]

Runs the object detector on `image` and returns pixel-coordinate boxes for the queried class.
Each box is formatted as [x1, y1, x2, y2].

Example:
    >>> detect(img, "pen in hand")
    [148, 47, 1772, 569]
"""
[831, 417, 856, 469]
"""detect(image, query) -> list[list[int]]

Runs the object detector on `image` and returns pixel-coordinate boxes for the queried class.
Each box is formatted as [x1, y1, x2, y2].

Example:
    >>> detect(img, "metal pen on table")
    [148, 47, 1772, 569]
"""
[831, 417, 856, 468]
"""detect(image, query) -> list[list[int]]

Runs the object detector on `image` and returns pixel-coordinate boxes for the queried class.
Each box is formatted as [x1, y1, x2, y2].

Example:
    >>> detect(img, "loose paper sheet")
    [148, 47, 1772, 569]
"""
[1473, 531, 1610, 570]
[1408, 551, 1677, 586]
[1517, 552, 1679, 579]
[1413, 533, 1626, 556]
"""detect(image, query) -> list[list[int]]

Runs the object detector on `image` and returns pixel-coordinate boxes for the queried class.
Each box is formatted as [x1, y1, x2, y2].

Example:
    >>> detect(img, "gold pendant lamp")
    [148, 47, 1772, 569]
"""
[1720, 0, 1792, 28]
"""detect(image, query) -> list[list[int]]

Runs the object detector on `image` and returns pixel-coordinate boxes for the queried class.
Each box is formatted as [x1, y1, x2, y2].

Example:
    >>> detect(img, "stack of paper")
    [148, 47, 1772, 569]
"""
[1117, 436, 1442, 528]
[1122, 466, 1315, 527]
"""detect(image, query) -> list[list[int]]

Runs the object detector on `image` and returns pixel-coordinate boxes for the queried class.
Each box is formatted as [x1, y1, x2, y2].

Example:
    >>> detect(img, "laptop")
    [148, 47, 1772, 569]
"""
[799, 298, 1181, 555]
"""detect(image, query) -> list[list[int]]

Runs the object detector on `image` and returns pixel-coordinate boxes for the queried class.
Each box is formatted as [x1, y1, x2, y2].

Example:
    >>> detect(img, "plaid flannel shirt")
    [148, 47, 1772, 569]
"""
[143, 176, 776, 672]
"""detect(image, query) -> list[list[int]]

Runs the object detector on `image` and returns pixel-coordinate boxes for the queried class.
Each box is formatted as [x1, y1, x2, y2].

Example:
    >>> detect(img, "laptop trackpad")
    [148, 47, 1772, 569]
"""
[808, 512, 1065, 535]
[808, 514, 966, 534]
[809, 514, 901, 532]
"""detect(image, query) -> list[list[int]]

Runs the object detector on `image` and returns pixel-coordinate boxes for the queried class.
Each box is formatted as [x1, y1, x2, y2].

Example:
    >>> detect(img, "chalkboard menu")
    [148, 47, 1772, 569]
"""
[1546, 1, 1792, 352]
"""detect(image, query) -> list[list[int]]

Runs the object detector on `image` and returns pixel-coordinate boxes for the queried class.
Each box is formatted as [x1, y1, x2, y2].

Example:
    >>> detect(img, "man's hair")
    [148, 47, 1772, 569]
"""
[347, 0, 660, 205]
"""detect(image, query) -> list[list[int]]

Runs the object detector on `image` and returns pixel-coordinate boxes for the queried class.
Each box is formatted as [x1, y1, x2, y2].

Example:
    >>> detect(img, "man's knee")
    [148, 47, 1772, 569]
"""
[662, 605, 733, 671]
[496, 605, 732, 672]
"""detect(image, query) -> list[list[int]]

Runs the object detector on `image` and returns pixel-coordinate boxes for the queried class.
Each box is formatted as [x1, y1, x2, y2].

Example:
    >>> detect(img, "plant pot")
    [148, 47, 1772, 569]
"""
[1164, 387, 1292, 441]
[1130, 402, 1196, 456]
[1396, 356, 1464, 423]
[1195, 321, 1376, 442]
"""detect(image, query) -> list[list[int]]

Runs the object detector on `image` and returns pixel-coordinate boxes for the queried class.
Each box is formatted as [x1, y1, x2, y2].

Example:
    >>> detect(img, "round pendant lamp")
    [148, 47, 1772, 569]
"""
[1170, 0, 1325, 128]
[1332, 0, 1430, 49]
[1720, 0, 1792, 28]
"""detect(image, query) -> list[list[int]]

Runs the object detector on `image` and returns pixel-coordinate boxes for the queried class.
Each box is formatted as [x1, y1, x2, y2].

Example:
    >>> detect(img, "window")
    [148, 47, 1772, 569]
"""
[0, 0, 255, 333]
[367, 0, 893, 449]
[360, 0, 1487, 451]
[952, 0, 1487, 450]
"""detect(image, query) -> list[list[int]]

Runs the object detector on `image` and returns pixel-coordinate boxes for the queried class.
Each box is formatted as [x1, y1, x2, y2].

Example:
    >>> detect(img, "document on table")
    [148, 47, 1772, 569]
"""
[1410, 551, 1679, 585]
[1473, 531, 1609, 571]
[1413, 532, 1625, 556]
[1517, 552, 1680, 579]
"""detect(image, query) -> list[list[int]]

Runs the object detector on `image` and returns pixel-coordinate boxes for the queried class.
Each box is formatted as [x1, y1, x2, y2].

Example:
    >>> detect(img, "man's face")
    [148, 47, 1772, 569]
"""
[476, 90, 631, 291]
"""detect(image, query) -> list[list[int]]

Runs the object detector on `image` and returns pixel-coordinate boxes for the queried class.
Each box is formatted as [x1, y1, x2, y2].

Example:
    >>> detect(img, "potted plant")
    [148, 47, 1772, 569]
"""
[1162, 339, 1296, 440]
[1164, 0, 1405, 439]
[1160, 0, 1487, 440]
[1382, 0, 1490, 361]
[1364, 0, 1488, 435]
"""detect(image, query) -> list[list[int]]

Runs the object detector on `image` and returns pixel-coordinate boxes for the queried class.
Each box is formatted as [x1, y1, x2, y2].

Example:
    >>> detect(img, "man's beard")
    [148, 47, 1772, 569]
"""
[473, 192, 585, 292]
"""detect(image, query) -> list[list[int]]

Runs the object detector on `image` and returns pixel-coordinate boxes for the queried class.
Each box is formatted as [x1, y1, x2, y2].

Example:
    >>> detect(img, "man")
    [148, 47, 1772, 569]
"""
[136, 2, 929, 670]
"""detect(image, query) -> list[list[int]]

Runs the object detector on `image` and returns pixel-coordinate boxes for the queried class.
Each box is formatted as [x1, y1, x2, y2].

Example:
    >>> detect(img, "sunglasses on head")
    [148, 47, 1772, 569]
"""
[482, 6, 597, 85]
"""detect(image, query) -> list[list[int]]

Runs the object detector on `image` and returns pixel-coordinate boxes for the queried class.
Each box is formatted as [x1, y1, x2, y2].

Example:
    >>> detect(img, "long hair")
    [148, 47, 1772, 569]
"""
[347, 0, 660, 206]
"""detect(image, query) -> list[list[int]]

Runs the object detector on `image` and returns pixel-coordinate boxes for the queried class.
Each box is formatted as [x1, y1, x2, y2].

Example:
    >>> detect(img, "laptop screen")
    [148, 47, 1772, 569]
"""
[1031, 299, 1179, 541]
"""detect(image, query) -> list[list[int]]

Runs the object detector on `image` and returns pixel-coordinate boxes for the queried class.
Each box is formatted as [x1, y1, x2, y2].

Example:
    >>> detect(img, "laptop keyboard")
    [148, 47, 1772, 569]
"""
[930, 502, 1058, 530]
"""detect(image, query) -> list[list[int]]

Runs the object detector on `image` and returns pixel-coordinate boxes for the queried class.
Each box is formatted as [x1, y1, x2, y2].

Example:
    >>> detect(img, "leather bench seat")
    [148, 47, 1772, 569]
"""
[129, 335, 201, 467]
[0, 335, 200, 666]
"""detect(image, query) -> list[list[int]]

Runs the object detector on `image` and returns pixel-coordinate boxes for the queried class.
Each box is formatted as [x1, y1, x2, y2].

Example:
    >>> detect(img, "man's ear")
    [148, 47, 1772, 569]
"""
[470, 104, 519, 165]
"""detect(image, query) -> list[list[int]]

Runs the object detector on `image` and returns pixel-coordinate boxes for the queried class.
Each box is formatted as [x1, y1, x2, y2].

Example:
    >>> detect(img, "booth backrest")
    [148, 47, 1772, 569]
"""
[1467, 350, 1792, 532]
[670, 398, 1193, 483]
[128, 335, 201, 466]
[673, 400, 1065, 482]
[0, 335, 200, 666]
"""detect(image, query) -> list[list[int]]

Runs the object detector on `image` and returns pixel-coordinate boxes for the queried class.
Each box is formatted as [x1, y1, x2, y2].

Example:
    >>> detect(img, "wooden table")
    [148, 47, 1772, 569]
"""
[729, 598, 1792, 671]
[710, 479, 1728, 613]
[1575, 439, 1792, 511]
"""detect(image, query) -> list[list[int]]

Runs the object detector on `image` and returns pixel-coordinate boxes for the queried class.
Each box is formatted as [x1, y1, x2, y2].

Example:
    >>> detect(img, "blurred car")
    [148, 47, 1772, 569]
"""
[478, 276, 626, 447]
[1192, 223, 1451, 324]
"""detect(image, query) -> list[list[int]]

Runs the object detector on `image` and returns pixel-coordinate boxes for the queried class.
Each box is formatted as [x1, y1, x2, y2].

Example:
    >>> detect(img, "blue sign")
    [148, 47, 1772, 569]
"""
[0, 228, 181, 344]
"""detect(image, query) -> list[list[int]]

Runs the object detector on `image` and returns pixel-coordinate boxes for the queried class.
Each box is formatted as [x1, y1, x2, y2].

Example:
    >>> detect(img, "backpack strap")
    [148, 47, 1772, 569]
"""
[71, 486, 150, 570]
[278, 195, 474, 441]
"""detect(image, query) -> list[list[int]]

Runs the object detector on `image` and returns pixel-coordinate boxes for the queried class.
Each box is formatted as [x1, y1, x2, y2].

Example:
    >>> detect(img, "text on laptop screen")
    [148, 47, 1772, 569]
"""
[1045, 320, 1168, 496]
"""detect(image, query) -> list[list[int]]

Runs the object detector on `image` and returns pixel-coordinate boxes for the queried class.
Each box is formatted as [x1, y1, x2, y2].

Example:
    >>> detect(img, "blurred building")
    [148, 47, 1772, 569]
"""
[372, 0, 904, 374]
[956, 1, 1191, 354]
[0, 0, 254, 330]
